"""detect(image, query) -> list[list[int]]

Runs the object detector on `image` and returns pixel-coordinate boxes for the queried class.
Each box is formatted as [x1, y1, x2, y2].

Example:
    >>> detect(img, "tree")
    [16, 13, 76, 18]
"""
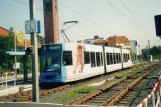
[142, 45, 161, 60]
[0, 35, 14, 70]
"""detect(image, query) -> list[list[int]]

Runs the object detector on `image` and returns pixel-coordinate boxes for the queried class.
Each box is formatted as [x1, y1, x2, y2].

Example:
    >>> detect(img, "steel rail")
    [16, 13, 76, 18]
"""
[68, 63, 159, 105]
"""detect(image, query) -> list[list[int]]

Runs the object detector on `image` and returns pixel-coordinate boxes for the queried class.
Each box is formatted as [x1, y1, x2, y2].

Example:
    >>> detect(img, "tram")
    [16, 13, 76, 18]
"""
[39, 43, 132, 85]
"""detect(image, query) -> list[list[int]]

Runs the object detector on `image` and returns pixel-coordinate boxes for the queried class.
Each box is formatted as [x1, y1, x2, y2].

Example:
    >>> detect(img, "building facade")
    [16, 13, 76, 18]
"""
[106, 35, 130, 48]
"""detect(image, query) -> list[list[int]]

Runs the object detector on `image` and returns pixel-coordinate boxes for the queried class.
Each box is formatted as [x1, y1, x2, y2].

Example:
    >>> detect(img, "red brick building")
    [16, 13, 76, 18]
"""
[106, 35, 130, 47]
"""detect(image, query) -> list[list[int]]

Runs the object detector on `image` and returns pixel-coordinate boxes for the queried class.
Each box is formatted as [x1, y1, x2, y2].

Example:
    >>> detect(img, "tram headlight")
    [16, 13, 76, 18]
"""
[56, 72, 61, 76]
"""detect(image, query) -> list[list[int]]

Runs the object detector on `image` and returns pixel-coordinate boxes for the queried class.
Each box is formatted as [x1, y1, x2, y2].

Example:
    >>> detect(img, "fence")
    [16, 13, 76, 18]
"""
[137, 76, 161, 107]
[0, 72, 16, 89]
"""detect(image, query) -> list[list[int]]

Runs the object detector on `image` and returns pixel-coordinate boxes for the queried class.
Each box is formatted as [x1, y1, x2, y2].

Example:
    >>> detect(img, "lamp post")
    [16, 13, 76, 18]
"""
[61, 21, 78, 42]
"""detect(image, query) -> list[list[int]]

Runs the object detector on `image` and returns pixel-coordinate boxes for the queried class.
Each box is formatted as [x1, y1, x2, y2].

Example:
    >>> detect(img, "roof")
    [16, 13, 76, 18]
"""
[115, 36, 129, 43]
[0, 27, 9, 32]
[107, 35, 129, 43]
[0, 26, 9, 36]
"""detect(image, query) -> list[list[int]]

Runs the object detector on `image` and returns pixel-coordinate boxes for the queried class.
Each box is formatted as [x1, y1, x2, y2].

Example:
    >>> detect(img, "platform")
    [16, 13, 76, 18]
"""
[0, 74, 32, 97]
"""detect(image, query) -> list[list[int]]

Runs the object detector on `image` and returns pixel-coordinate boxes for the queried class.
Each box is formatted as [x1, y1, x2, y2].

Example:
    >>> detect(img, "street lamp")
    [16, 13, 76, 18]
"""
[61, 21, 79, 42]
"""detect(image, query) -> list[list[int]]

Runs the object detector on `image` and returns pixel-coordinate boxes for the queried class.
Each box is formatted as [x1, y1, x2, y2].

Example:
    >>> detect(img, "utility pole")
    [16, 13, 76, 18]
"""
[138, 45, 142, 63]
[14, 33, 17, 86]
[148, 40, 150, 62]
[29, 0, 39, 102]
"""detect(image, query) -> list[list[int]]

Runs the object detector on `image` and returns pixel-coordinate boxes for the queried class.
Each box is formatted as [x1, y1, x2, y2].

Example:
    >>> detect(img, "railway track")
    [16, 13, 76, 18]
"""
[0, 84, 70, 102]
[0, 63, 150, 102]
[68, 63, 160, 106]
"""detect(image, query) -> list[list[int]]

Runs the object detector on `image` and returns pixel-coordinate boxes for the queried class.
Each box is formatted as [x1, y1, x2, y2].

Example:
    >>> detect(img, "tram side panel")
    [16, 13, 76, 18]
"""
[62, 43, 105, 83]
[87, 45, 105, 77]
[122, 49, 132, 68]
[104, 47, 122, 73]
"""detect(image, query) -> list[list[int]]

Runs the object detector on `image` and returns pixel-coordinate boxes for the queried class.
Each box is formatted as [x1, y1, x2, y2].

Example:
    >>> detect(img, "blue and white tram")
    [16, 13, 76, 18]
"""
[39, 43, 132, 85]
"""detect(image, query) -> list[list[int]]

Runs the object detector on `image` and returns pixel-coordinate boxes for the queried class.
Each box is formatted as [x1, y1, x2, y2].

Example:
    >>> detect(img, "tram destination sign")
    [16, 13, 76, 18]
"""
[43, 44, 62, 51]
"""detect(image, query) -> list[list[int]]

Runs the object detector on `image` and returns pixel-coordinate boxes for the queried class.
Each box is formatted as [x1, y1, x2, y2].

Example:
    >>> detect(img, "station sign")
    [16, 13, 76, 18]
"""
[15, 31, 25, 44]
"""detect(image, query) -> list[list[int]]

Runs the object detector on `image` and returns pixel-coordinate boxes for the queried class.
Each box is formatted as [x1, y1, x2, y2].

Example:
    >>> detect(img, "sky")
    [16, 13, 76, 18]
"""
[0, 0, 161, 49]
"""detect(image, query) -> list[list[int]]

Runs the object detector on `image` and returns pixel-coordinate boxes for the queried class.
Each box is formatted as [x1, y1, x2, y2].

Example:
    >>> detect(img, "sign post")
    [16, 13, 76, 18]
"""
[25, 0, 40, 102]
[14, 31, 25, 86]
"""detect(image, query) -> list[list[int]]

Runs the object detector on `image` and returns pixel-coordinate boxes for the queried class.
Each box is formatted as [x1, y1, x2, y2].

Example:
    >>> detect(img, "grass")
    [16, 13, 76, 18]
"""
[157, 69, 161, 75]
[115, 67, 146, 78]
[54, 86, 96, 102]
[54, 66, 148, 103]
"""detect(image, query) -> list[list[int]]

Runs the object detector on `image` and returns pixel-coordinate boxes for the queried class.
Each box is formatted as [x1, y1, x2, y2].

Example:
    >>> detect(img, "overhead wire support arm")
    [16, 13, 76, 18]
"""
[61, 21, 79, 43]
[61, 30, 70, 42]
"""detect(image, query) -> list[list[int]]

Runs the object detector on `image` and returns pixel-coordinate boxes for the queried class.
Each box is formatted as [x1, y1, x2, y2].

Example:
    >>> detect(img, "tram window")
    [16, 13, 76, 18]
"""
[84, 51, 90, 64]
[101, 52, 103, 66]
[125, 54, 127, 62]
[90, 52, 96, 67]
[117, 53, 118, 63]
[113, 53, 116, 64]
[116, 53, 119, 64]
[63, 51, 73, 65]
[125, 54, 126, 62]
[106, 53, 110, 65]
[115, 53, 117, 64]
[128, 54, 129, 60]
[109, 53, 113, 64]
[41, 58, 46, 72]
[127, 54, 129, 61]
[126, 54, 128, 62]
[124, 54, 126, 62]
[123, 54, 125, 62]
[118, 53, 121, 63]
[106, 53, 107, 65]
[120, 53, 121, 63]
[118, 53, 120, 63]
[96, 52, 101, 66]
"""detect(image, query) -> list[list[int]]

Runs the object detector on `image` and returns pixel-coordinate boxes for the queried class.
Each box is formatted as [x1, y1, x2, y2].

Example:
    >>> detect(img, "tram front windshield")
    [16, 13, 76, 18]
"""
[41, 56, 61, 72]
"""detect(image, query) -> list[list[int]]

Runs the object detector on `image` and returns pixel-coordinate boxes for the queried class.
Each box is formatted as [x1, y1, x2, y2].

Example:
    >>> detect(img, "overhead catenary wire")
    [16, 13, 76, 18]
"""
[12, 0, 112, 37]
[119, 0, 149, 34]
[150, 39, 161, 47]
[104, 0, 138, 27]
[58, 1, 114, 34]
[12, 0, 43, 11]
[11, 0, 156, 44]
